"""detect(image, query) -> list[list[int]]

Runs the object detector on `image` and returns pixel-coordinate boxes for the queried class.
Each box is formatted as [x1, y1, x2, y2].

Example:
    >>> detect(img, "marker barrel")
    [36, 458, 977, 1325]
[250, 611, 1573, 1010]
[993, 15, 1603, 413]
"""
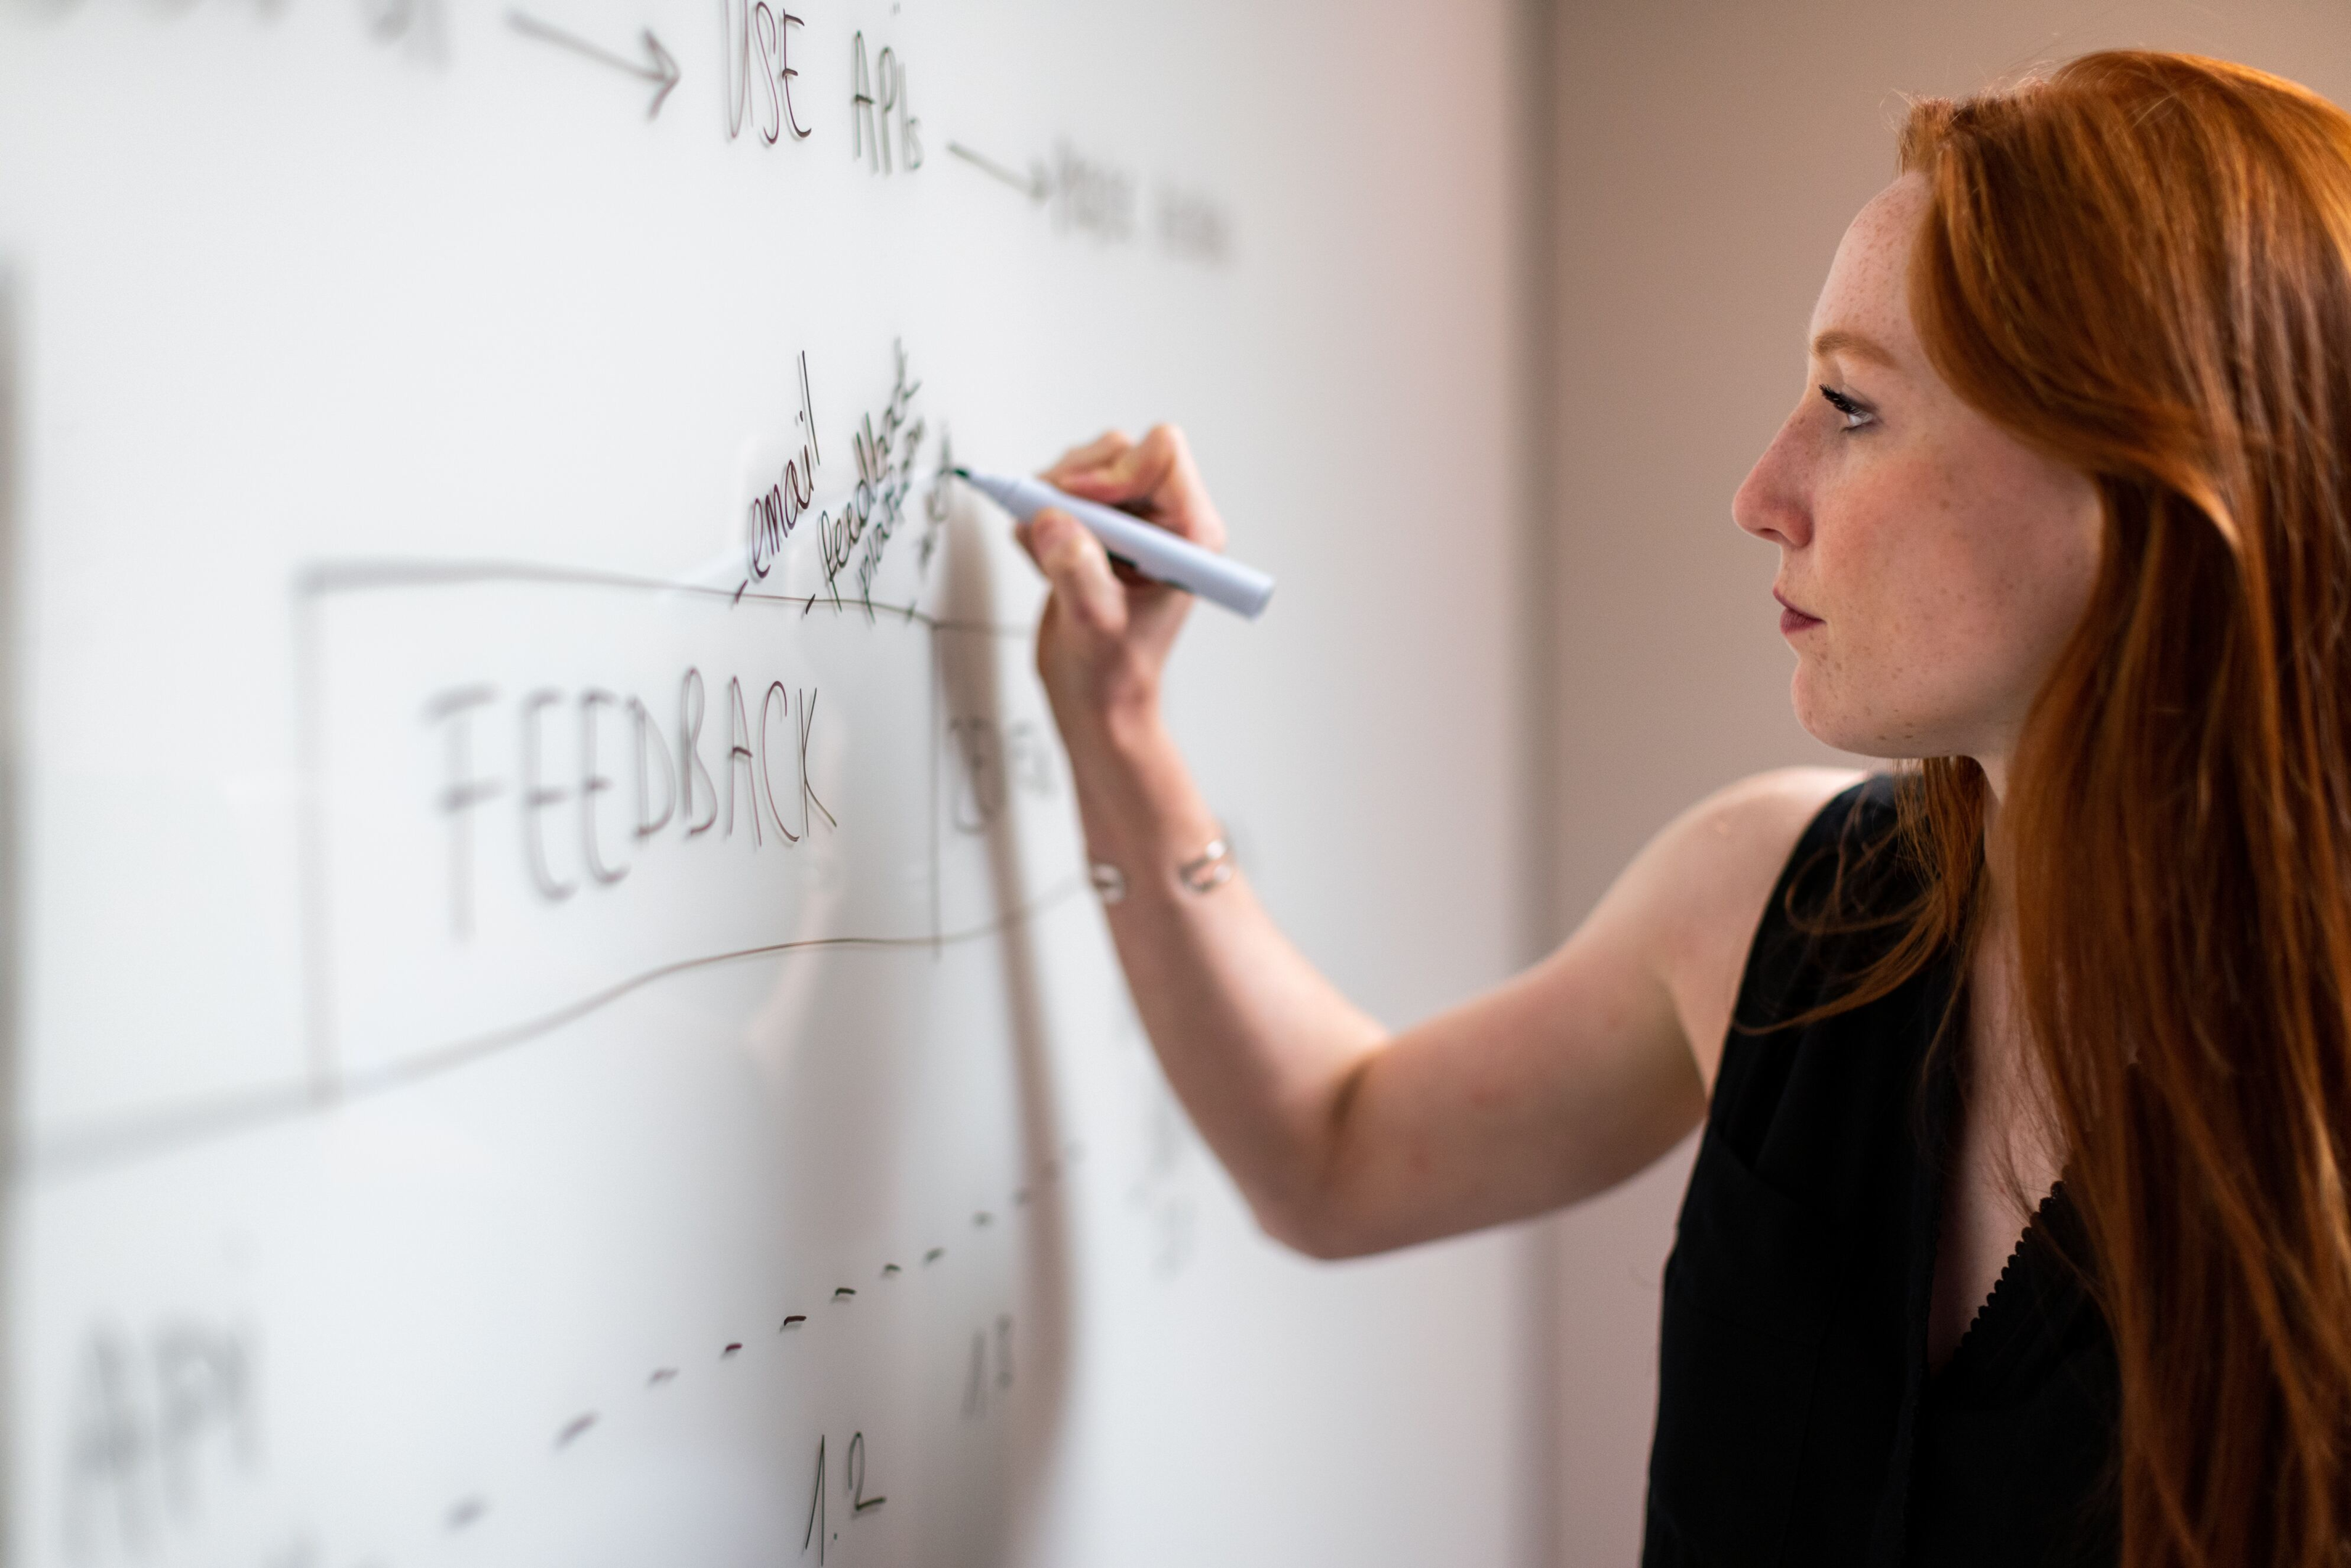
[960, 470, 1276, 620]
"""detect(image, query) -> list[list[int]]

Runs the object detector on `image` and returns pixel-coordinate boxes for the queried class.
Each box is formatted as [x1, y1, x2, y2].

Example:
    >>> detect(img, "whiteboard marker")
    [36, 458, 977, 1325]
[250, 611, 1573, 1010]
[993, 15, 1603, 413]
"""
[955, 468, 1276, 620]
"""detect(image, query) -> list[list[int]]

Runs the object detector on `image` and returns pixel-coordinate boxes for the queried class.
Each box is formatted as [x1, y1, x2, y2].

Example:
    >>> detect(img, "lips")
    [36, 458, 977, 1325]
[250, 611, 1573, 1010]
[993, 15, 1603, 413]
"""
[1774, 589, 1822, 634]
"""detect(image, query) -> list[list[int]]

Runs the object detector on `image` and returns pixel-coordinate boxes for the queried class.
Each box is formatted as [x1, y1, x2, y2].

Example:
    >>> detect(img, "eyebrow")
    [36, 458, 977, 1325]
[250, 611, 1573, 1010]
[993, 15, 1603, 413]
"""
[1810, 327, 1899, 369]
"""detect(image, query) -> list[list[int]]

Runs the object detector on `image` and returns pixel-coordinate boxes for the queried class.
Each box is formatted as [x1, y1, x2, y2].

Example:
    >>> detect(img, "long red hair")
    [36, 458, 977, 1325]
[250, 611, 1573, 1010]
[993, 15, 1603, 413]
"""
[1833, 51, 2351, 1567]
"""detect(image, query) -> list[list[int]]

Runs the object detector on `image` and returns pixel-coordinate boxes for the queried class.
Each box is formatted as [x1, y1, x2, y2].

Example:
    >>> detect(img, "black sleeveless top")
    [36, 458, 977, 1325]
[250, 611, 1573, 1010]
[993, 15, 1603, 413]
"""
[1641, 777, 2119, 1567]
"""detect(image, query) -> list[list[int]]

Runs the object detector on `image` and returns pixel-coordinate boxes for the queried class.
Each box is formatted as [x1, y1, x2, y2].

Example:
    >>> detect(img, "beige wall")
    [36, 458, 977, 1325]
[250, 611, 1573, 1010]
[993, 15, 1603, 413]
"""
[1541, 4, 2351, 1563]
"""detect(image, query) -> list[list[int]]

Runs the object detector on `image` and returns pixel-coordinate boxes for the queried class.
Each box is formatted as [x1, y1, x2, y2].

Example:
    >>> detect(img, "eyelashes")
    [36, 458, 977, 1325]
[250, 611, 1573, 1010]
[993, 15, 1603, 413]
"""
[1818, 385, 1875, 430]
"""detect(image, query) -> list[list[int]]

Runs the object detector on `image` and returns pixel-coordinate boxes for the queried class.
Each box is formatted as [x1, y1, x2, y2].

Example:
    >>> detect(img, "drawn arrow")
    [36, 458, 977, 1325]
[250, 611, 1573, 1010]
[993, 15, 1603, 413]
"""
[947, 141, 1049, 203]
[507, 9, 680, 120]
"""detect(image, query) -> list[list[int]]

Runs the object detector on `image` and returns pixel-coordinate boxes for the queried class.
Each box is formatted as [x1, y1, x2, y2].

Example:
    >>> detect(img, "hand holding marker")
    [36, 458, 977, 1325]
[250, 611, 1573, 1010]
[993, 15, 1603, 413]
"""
[956, 469, 1276, 619]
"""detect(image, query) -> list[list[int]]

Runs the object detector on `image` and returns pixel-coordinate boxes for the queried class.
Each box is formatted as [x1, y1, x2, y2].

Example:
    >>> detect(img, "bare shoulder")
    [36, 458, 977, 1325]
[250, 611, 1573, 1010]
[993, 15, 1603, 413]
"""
[1647, 767, 1866, 894]
[1627, 767, 1867, 1089]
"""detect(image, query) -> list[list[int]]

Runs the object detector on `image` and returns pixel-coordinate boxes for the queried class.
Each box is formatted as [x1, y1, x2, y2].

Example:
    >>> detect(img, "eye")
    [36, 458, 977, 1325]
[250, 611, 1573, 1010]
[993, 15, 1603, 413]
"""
[1818, 385, 1875, 432]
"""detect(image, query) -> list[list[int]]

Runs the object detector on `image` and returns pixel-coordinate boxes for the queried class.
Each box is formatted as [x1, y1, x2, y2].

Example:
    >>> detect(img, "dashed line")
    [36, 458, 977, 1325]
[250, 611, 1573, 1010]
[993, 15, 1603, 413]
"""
[471, 1155, 1079, 1543]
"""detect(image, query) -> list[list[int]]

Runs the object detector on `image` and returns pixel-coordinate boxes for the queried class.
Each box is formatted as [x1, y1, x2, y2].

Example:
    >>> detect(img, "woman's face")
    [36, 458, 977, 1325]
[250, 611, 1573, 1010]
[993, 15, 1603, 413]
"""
[1733, 173, 2103, 776]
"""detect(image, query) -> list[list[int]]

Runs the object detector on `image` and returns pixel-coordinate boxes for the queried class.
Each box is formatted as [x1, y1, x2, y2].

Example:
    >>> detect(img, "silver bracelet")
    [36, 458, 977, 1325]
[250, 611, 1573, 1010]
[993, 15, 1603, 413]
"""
[1086, 830, 1236, 905]
[1176, 836, 1236, 894]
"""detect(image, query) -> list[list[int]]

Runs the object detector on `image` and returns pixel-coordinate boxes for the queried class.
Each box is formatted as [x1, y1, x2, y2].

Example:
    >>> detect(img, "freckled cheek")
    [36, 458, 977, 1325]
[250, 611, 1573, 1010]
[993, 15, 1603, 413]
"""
[1816, 513, 1993, 683]
[1812, 513, 1917, 649]
[2017, 520, 2103, 643]
[1947, 526, 2084, 661]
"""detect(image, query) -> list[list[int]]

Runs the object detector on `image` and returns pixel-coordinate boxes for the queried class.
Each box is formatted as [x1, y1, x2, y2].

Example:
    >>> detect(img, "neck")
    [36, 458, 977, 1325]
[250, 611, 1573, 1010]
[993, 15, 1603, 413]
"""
[1959, 750, 2062, 1190]
[1976, 752, 2010, 808]
[1973, 753, 2015, 946]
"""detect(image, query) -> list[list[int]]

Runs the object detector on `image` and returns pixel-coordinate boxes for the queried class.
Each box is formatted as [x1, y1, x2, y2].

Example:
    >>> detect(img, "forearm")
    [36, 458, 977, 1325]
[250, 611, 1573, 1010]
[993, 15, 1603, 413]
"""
[1066, 707, 1388, 1249]
[1011, 426, 1719, 1260]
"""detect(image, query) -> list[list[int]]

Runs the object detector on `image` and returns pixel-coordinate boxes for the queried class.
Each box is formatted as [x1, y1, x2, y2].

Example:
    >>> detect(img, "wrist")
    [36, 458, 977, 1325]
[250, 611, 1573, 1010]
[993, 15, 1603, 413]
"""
[1088, 828, 1234, 906]
[1049, 674, 1170, 772]
[1059, 712, 1222, 872]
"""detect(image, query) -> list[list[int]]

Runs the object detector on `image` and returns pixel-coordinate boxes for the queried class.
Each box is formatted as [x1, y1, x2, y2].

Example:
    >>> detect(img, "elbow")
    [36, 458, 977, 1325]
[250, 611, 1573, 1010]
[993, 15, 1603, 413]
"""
[1249, 1190, 1382, 1262]
[1250, 1058, 1388, 1260]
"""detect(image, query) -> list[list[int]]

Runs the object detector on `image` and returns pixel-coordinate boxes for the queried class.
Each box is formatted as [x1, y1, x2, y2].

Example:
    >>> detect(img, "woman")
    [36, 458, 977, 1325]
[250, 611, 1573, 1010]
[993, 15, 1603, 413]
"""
[1016, 51, 2351, 1568]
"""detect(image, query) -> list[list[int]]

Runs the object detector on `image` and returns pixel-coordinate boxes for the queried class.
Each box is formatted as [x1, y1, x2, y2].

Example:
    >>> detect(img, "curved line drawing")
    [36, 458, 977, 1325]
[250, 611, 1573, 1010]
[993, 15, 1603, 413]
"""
[28, 877, 1085, 1181]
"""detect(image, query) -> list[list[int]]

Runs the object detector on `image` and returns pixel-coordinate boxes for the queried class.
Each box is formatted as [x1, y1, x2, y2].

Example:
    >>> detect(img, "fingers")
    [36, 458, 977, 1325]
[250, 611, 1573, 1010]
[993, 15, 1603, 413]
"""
[1043, 429, 1133, 487]
[1052, 424, 1169, 500]
[1051, 424, 1229, 552]
[1024, 508, 1128, 635]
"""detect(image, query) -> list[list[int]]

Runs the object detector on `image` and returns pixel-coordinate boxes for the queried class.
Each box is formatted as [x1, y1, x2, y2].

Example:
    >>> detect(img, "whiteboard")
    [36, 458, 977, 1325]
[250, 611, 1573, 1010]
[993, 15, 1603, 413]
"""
[0, 2, 1539, 1564]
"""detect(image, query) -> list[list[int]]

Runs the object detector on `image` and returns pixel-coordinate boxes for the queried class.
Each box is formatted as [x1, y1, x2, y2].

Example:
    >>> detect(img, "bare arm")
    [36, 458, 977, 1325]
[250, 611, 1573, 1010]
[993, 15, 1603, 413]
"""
[1019, 426, 1859, 1257]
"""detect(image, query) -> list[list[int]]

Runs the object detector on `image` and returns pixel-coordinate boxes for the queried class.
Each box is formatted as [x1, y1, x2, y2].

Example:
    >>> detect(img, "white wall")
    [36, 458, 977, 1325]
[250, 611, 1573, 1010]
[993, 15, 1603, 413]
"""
[1542, 3, 2351, 1562]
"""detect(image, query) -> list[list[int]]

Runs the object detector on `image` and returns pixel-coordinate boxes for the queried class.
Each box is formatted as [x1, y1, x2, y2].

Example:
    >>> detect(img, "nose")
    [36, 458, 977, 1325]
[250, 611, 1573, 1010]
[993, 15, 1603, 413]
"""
[1733, 407, 1812, 551]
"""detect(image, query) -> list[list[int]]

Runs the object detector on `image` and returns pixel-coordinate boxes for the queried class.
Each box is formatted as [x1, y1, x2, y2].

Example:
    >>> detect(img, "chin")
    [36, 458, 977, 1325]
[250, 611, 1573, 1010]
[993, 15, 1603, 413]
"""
[1789, 670, 1936, 761]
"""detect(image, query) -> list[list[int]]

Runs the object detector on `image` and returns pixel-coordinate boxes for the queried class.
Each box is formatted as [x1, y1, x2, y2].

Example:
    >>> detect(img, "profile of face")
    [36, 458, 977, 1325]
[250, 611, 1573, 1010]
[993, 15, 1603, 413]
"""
[1732, 173, 2105, 775]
